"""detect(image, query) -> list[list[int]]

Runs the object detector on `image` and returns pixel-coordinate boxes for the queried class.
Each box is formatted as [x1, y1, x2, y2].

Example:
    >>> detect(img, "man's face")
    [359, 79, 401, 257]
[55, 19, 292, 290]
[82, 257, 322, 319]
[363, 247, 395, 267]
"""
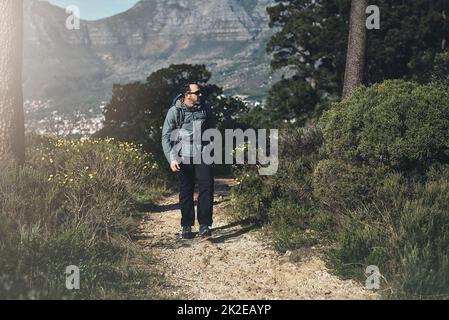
[185, 84, 202, 106]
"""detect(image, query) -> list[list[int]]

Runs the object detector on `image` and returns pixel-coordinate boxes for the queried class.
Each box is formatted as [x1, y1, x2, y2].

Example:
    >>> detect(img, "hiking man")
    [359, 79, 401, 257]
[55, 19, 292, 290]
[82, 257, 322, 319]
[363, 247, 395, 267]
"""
[161, 83, 216, 239]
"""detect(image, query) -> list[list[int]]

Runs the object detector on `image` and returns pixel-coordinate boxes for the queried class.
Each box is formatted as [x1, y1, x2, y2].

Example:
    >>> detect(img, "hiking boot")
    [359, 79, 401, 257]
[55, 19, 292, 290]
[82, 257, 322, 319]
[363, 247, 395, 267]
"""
[182, 226, 193, 239]
[198, 225, 212, 238]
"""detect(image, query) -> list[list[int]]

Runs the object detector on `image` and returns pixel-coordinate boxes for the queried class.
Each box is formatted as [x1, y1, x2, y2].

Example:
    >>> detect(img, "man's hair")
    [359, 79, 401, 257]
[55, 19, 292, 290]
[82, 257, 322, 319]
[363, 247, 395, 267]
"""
[180, 83, 200, 96]
[180, 84, 190, 95]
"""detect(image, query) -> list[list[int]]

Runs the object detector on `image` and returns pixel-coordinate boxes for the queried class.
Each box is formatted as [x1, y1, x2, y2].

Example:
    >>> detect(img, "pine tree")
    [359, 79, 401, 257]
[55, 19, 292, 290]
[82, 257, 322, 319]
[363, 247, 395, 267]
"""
[342, 0, 368, 99]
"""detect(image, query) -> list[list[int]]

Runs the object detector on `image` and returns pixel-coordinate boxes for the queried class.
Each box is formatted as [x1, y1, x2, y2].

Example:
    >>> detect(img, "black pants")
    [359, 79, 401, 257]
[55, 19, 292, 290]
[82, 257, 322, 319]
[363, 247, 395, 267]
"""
[178, 159, 214, 227]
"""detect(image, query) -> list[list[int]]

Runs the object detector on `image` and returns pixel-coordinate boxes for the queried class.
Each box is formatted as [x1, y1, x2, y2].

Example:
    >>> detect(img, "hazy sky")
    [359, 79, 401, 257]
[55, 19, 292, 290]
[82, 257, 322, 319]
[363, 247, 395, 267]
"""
[47, 0, 140, 20]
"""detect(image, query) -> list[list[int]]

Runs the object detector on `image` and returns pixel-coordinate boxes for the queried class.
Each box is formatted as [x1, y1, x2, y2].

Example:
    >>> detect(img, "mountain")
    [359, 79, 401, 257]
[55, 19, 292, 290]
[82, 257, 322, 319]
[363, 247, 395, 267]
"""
[23, 0, 277, 116]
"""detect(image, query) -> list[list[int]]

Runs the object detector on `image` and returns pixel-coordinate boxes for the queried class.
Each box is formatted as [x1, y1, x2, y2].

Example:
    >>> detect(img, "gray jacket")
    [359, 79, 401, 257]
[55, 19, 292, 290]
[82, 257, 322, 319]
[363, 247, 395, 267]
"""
[161, 99, 215, 163]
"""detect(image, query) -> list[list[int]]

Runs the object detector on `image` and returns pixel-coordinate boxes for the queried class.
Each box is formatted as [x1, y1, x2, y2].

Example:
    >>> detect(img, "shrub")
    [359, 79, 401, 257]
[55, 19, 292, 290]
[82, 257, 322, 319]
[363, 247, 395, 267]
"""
[320, 80, 449, 174]
[312, 159, 388, 214]
[229, 124, 329, 249]
[316, 81, 449, 213]
[230, 171, 273, 223]
[431, 52, 449, 87]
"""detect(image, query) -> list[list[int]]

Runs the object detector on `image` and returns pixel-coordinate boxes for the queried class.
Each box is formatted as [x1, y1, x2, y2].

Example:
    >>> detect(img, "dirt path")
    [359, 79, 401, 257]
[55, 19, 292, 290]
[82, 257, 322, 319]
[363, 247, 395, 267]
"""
[137, 178, 378, 300]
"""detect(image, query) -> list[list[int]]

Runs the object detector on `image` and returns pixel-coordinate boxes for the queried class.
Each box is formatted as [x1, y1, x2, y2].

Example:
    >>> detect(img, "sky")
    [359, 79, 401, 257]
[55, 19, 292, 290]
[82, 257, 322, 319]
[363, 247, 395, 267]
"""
[47, 0, 141, 21]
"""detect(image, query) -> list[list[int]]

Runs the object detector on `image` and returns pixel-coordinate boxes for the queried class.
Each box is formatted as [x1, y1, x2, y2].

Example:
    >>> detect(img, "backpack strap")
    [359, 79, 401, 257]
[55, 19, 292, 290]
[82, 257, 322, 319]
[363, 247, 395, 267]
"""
[171, 93, 185, 129]
[175, 107, 185, 129]
[171, 93, 183, 107]
[174, 100, 209, 129]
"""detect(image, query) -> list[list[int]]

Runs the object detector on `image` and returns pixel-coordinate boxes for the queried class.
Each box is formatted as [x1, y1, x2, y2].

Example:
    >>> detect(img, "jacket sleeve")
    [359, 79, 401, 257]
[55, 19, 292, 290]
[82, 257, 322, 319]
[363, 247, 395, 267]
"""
[161, 107, 178, 163]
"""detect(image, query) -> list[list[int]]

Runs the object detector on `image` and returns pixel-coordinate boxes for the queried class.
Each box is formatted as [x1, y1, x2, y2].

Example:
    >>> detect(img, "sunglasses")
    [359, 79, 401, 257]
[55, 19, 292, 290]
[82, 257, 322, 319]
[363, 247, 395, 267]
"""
[188, 90, 201, 96]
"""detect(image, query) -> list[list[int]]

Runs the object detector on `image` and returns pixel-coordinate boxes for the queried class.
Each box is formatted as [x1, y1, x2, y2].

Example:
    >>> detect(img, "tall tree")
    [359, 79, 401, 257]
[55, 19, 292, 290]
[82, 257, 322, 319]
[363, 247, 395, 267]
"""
[267, 0, 449, 125]
[342, 0, 368, 99]
[0, 0, 25, 165]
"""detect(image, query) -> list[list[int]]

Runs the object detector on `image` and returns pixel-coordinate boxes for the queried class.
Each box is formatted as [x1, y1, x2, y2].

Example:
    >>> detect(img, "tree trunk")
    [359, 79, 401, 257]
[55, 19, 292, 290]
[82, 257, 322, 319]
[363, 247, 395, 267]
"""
[342, 0, 368, 99]
[0, 0, 25, 165]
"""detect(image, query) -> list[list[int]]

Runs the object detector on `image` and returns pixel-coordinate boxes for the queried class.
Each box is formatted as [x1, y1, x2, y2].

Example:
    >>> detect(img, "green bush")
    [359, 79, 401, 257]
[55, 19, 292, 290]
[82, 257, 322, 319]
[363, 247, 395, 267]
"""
[315, 81, 449, 215]
[230, 171, 273, 223]
[431, 52, 449, 87]
[313, 159, 388, 214]
[0, 136, 167, 299]
[320, 80, 449, 174]
[230, 124, 329, 249]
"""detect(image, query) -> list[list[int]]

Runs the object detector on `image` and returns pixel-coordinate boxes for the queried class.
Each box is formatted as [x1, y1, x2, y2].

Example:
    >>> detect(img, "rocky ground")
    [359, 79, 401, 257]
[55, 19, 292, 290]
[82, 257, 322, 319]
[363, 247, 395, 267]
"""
[136, 178, 379, 300]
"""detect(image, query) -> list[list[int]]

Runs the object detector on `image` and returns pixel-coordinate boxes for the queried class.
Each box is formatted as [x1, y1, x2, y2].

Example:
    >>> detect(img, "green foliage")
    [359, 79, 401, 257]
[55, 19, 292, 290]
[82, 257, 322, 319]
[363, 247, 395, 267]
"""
[233, 105, 280, 130]
[318, 81, 449, 298]
[0, 135, 168, 299]
[211, 95, 249, 130]
[265, 77, 323, 126]
[313, 160, 388, 214]
[28, 136, 160, 210]
[431, 52, 449, 87]
[320, 80, 449, 174]
[230, 171, 272, 224]
[266, 0, 449, 124]
[229, 124, 329, 250]
[332, 171, 449, 298]
[267, 199, 329, 251]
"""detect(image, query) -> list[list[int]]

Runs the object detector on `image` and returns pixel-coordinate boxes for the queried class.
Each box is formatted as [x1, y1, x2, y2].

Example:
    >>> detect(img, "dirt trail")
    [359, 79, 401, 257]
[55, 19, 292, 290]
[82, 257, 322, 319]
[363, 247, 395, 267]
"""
[137, 178, 378, 300]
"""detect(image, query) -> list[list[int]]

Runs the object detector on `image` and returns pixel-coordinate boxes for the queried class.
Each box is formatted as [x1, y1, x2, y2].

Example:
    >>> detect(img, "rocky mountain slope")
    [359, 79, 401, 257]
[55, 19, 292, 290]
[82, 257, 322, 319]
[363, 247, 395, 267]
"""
[24, 0, 276, 115]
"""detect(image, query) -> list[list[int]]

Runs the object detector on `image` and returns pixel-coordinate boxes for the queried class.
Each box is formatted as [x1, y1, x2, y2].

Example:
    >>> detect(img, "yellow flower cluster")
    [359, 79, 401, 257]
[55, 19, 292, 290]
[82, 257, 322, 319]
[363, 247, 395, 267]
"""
[234, 172, 251, 186]
[35, 137, 159, 188]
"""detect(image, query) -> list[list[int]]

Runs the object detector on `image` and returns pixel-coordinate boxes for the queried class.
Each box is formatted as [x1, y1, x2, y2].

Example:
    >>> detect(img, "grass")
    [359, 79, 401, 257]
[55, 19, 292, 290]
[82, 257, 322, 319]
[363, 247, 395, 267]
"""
[0, 135, 171, 299]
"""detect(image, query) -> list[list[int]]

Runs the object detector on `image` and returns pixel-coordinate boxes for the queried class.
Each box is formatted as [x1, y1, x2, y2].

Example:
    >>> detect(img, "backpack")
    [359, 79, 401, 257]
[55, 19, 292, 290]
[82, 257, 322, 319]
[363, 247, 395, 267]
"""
[170, 93, 211, 129]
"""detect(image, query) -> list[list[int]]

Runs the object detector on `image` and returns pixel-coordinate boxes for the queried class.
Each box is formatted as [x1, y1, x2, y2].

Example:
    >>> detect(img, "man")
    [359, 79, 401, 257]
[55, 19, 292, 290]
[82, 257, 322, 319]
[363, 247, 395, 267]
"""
[161, 83, 216, 239]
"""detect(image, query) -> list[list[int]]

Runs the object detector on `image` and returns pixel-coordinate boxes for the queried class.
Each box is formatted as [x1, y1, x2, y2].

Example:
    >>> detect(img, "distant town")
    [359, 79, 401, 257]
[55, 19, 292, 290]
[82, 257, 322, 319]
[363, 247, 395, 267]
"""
[24, 97, 263, 138]
[24, 100, 105, 138]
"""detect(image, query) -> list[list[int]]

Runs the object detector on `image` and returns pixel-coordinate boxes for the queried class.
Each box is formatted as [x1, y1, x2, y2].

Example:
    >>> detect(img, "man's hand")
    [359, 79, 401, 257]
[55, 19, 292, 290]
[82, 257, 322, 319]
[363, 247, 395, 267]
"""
[170, 160, 181, 172]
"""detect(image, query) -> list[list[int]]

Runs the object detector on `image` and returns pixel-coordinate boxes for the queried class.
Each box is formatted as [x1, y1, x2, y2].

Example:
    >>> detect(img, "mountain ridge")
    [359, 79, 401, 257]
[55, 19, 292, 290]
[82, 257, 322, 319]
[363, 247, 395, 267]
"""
[24, 0, 277, 116]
